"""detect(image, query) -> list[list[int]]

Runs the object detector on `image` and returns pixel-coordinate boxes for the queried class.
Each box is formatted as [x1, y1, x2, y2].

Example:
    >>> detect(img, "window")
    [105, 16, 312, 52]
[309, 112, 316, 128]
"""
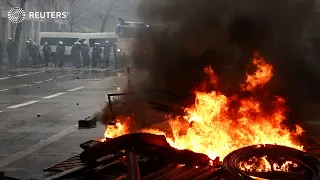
[118, 26, 143, 38]
[40, 37, 79, 46]
[88, 38, 117, 47]
[40, 22, 46, 32]
[47, 23, 54, 32]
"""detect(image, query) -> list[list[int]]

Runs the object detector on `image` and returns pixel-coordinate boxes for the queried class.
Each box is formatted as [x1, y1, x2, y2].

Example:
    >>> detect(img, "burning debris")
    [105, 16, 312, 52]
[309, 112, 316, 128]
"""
[102, 53, 304, 161]
[63, 52, 320, 179]
[45, 56, 320, 178]
[45, 134, 320, 180]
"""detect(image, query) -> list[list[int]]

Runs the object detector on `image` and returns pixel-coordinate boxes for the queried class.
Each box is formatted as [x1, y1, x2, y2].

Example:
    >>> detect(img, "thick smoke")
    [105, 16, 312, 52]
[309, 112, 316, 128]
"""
[130, 0, 320, 124]
[101, 0, 320, 127]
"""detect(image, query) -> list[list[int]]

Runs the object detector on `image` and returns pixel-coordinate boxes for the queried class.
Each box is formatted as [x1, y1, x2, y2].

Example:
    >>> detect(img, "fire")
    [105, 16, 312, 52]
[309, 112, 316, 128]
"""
[239, 156, 298, 172]
[102, 52, 304, 162]
[102, 120, 130, 141]
[241, 52, 273, 91]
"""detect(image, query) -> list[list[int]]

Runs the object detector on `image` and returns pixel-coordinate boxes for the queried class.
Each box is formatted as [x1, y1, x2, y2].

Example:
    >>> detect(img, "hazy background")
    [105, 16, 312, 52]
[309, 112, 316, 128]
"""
[64, 0, 140, 32]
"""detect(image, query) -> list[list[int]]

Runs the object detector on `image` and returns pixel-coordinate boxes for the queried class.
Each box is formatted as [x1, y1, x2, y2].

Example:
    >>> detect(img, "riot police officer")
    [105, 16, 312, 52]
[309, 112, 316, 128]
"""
[26, 40, 33, 55]
[81, 41, 90, 67]
[30, 42, 40, 67]
[6, 38, 13, 65]
[91, 43, 102, 68]
[71, 42, 81, 68]
[56, 41, 65, 67]
[42, 42, 51, 67]
[103, 41, 111, 67]
[0, 42, 3, 65]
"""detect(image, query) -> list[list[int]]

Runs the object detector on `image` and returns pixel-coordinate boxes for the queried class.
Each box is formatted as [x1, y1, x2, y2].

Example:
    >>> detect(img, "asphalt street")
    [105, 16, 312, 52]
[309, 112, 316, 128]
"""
[0, 67, 128, 179]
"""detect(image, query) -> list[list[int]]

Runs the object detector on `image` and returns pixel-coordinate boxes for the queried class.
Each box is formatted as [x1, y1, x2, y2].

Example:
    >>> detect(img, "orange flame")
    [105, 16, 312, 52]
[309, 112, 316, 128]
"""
[103, 120, 130, 139]
[239, 156, 298, 172]
[102, 53, 304, 161]
[241, 52, 273, 91]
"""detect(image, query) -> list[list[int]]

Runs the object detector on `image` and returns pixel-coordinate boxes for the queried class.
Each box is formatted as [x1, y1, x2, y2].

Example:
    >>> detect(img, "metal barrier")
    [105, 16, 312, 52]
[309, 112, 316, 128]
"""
[107, 93, 137, 120]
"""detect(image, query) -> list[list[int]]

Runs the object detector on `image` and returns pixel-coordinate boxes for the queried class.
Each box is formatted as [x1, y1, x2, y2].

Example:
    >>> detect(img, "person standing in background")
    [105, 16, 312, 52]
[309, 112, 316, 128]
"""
[6, 38, 13, 66]
[42, 42, 51, 67]
[56, 41, 65, 67]
[81, 41, 90, 67]
[103, 41, 111, 67]
[0, 42, 3, 65]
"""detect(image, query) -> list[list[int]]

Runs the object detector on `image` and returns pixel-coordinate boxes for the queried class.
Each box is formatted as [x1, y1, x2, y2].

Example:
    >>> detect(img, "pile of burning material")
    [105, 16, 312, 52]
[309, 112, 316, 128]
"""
[45, 53, 320, 179]
[44, 134, 320, 180]
[102, 52, 305, 158]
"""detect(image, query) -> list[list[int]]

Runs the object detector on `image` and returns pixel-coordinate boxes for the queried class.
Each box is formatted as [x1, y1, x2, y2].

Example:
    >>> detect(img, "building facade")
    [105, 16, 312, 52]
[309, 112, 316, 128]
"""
[0, 0, 69, 62]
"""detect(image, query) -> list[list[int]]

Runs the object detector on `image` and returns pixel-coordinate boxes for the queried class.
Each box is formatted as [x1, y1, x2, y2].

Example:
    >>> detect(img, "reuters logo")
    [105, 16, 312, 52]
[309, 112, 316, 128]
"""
[8, 7, 26, 23]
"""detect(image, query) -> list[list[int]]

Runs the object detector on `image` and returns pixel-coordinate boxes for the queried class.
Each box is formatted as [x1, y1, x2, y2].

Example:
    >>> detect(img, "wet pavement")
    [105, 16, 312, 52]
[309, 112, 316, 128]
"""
[0, 67, 128, 179]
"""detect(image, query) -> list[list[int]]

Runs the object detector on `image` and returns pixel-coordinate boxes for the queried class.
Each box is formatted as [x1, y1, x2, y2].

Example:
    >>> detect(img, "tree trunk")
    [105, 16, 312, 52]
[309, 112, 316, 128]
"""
[11, 0, 27, 66]
[100, 17, 108, 32]
[70, 23, 73, 32]
[100, 0, 116, 32]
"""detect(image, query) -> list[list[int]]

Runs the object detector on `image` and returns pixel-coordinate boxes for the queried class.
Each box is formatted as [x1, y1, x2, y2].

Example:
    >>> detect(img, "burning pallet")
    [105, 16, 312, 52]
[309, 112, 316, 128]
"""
[43, 133, 320, 180]
[44, 55, 320, 180]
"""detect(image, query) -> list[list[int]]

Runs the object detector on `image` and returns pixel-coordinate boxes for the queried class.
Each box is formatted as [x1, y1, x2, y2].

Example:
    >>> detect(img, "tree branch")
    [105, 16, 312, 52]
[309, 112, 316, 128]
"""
[7, 0, 14, 7]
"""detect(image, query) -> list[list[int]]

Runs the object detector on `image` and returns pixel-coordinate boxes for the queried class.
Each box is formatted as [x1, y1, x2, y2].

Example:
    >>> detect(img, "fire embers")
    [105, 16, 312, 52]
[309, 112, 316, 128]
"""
[223, 144, 320, 180]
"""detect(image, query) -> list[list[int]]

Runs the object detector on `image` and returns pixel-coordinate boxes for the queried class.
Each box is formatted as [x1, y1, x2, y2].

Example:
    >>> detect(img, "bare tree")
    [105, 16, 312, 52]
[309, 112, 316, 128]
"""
[63, 0, 88, 32]
[89, 0, 117, 32]
[90, 0, 139, 32]
[6, 0, 27, 65]
[1, 0, 67, 65]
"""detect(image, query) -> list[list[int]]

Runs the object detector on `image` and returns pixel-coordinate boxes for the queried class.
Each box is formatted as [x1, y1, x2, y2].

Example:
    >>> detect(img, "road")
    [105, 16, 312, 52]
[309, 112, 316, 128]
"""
[0, 67, 128, 179]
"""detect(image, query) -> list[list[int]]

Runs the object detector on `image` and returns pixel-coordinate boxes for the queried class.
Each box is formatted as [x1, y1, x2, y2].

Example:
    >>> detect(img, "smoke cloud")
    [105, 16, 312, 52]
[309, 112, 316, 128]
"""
[129, 0, 320, 124]
[100, 0, 320, 128]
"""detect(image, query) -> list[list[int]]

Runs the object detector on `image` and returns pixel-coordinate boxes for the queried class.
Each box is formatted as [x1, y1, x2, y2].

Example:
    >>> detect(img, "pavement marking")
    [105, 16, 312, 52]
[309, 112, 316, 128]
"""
[0, 89, 9, 92]
[34, 81, 43, 84]
[67, 86, 84, 92]
[45, 78, 53, 82]
[0, 124, 78, 168]
[42, 92, 66, 99]
[19, 84, 30, 87]
[14, 73, 30, 77]
[7, 100, 39, 109]
[30, 71, 42, 75]
[0, 77, 10, 80]
[56, 76, 64, 79]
